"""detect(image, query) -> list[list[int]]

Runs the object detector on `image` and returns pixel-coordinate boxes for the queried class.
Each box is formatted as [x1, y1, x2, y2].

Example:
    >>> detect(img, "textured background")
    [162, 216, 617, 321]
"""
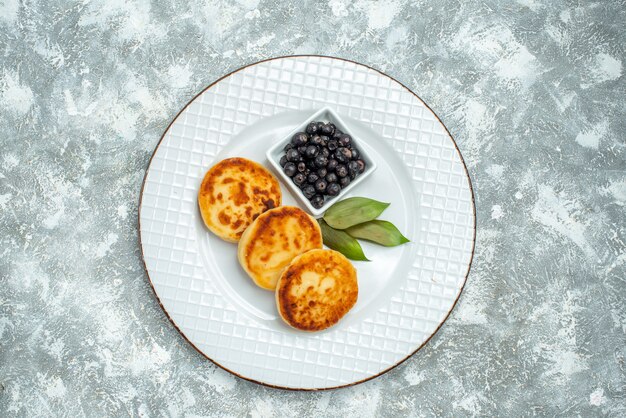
[1, 0, 625, 416]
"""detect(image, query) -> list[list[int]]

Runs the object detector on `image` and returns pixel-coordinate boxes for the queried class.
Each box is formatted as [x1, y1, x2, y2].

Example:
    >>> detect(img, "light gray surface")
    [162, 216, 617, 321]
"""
[1, 0, 625, 416]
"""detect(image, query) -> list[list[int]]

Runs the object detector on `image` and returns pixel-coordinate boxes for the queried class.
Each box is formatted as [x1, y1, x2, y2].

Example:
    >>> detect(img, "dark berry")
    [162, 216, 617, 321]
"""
[293, 172, 306, 186]
[348, 160, 360, 175]
[286, 149, 300, 162]
[302, 184, 316, 199]
[339, 176, 351, 187]
[356, 159, 366, 173]
[317, 167, 328, 178]
[319, 136, 330, 146]
[321, 147, 330, 158]
[284, 143, 293, 152]
[316, 122, 325, 132]
[328, 140, 339, 151]
[338, 134, 352, 147]
[320, 123, 333, 135]
[335, 151, 348, 163]
[305, 145, 319, 159]
[315, 179, 327, 193]
[332, 129, 343, 139]
[305, 122, 318, 135]
[310, 194, 324, 209]
[326, 172, 338, 183]
[298, 145, 307, 155]
[338, 147, 352, 160]
[315, 155, 328, 168]
[310, 135, 323, 146]
[291, 132, 308, 146]
[283, 162, 296, 177]
[351, 148, 360, 160]
[307, 172, 319, 184]
[327, 159, 338, 172]
[297, 162, 306, 172]
[279, 155, 288, 167]
[336, 164, 348, 178]
[327, 182, 341, 196]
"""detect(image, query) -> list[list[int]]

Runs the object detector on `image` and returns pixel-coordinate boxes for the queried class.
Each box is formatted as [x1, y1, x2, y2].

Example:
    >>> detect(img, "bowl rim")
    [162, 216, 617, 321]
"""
[265, 106, 378, 217]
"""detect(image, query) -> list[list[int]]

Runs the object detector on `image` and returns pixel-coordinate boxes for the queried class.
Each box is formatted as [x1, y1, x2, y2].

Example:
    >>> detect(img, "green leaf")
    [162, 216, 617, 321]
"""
[323, 197, 390, 229]
[346, 220, 410, 247]
[318, 219, 370, 261]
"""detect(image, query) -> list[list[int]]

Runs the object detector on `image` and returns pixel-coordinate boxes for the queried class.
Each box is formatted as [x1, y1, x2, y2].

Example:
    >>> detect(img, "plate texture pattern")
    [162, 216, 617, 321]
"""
[140, 56, 475, 389]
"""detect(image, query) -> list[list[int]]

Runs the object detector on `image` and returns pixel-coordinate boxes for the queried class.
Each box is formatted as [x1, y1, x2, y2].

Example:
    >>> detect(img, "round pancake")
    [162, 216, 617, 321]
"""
[238, 206, 322, 290]
[198, 157, 281, 242]
[276, 249, 358, 332]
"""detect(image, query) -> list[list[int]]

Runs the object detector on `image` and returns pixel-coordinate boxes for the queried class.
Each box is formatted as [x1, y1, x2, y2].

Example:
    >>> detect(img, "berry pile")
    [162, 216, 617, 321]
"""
[279, 121, 366, 209]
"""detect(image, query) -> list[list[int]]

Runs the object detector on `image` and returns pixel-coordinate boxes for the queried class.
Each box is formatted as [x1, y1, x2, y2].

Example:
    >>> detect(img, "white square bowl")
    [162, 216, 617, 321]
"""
[266, 107, 378, 217]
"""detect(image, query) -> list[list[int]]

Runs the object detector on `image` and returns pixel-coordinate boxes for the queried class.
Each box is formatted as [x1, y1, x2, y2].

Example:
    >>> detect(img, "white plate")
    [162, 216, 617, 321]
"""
[139, 56, 475, 390]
